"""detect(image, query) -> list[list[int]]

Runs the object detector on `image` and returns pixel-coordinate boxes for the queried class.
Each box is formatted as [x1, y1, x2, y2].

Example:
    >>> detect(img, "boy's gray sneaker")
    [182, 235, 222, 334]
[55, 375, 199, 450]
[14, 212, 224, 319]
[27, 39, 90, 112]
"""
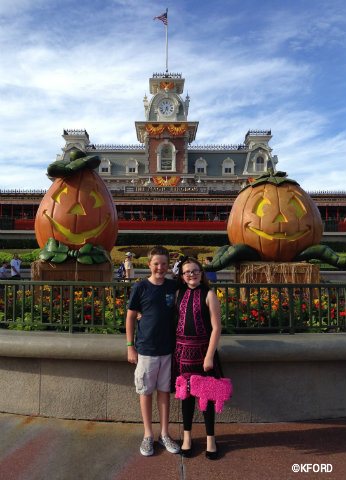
[140, 436, 154, 456]
[158, 434, 180, 454]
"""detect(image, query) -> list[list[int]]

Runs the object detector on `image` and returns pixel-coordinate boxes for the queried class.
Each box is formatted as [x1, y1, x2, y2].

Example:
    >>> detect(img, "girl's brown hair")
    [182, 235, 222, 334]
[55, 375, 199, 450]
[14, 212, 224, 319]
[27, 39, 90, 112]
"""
[177, 257, 209, 288]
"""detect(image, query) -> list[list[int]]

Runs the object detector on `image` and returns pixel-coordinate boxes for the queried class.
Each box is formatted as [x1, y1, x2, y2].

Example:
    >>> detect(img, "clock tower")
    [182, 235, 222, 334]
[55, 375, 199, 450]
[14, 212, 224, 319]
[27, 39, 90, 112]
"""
[135, 73, 198, 176]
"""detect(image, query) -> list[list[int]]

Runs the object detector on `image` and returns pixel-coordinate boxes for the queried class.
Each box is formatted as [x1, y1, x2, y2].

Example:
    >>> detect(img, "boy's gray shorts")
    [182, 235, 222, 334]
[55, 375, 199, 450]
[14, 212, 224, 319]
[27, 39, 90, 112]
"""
[134, 353, 172, 395]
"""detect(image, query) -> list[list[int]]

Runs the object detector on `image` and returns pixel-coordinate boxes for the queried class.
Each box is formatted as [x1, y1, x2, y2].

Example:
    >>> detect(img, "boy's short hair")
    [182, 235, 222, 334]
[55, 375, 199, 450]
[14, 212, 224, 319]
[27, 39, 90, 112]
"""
[147, 245, 170, 263]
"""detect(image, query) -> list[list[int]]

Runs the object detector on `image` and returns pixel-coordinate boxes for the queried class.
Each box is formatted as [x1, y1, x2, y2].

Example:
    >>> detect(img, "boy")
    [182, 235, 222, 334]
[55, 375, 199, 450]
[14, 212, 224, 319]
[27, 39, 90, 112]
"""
[126, 246, 179, 457]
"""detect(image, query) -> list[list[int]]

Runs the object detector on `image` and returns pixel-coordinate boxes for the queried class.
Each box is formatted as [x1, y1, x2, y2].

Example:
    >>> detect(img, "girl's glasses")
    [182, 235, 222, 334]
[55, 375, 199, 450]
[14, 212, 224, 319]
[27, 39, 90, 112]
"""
[182, 270, 201, 276]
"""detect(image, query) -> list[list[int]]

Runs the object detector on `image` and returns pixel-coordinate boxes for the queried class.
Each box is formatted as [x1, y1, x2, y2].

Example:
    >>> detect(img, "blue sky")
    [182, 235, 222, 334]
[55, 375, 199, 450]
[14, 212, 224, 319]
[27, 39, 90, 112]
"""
[0, 0, 345, 191]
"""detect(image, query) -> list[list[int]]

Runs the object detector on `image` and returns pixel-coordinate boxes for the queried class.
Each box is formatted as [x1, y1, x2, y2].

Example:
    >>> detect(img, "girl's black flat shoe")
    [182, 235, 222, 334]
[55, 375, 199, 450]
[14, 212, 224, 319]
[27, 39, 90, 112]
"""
[205, 447, 219, 460]
[181, 447, 192, 458]
[181, 442, 193, 458]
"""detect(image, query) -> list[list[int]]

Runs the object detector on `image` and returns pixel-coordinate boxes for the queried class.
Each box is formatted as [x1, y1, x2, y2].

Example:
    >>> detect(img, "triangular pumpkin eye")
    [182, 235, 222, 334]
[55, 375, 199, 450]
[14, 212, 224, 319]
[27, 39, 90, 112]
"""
[90, 190, 104, 208]
[253, 197, 270, 217]
[68, 203, 86, 215]
[288, 197, 306, 219]
[52, 186, 68, 204]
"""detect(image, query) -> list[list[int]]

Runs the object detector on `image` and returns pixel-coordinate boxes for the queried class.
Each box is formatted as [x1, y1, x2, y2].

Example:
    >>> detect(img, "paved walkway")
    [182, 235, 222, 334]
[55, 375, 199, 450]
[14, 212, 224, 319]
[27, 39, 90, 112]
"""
[0, 414, 345, 480]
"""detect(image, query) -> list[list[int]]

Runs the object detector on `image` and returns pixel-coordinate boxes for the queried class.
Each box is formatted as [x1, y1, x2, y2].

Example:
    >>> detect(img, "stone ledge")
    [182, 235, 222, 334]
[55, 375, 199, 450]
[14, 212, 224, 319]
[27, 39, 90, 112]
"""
[0, 330, 345, 362]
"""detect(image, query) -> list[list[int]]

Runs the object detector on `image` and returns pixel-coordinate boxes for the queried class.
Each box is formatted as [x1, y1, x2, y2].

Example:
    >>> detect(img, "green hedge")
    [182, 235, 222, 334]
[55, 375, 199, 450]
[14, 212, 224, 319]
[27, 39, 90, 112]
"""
[0, 238, 39, 249]
[0, 232, 344, 251]
[117, 232, 229, 247]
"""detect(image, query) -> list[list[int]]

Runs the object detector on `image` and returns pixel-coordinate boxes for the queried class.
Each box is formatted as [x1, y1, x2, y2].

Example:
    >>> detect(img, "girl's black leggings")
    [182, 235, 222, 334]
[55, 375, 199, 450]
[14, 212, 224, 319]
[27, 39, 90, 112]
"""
[182, 395, 215, 436]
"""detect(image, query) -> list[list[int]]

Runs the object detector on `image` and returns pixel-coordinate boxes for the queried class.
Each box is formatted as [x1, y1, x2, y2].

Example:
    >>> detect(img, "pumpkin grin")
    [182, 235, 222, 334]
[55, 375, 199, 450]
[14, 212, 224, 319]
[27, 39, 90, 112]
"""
[247, 225, 310, 241]
[43, 210, 110, 245]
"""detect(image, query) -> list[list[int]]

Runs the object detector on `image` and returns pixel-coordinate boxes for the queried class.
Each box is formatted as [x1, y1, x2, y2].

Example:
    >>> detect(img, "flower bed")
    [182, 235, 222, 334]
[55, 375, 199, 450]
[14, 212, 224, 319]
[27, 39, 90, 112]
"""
[216, 286, 346, 333]
[0, 282, 345, 334]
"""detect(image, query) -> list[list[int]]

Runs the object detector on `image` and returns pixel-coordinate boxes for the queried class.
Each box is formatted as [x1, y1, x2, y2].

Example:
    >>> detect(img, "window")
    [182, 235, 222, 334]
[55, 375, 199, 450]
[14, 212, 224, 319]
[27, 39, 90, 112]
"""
[195, 158, 207, 175]
[161, 145, 173, 171]
[256, 156, 264, 171]
[222, 158, 235, 175]
[157, 142, 176, 172]
[126, 158, 138, 175]
[128, 160, 136, 173]
[99, 159, 110, 174]
[250, 153, 268, 173]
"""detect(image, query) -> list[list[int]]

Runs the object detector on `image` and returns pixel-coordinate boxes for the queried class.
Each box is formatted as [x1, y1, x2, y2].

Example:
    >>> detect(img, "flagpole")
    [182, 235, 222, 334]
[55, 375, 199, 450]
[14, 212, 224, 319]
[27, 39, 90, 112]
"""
[165, 8, 168, 73]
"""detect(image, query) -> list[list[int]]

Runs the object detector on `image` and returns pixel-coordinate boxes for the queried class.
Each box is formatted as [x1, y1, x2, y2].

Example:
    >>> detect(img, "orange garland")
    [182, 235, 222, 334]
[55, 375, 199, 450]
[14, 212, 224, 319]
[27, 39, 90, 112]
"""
[167, 124, 188, 135]
[145, 124, 165, 135]
[153, 176, 181, 186]
[145, 123, 187, 136]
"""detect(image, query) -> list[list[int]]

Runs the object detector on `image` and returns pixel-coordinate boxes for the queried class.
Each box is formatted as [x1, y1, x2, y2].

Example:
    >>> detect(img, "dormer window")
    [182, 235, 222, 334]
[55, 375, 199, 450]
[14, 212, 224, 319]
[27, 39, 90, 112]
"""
[99, 159, 111, 174]
[195, 157, 207, 175]
[222, 157, 235, 175]
[126, 158, 138, 175]
[250, 152, 268, 173]
[256, 156, 264, 171]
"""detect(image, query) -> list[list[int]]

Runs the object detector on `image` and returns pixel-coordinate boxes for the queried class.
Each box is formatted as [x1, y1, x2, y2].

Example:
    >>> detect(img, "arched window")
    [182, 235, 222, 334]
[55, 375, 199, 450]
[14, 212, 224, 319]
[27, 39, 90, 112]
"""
[195, 157, 207, 175]
[126, 158, 138, 175]
[222, 157, 235, 175]
[157, 142, 176, 172]
[99, 159, 110, 174]
[256, 156, 265, 171]
[161, 144, 173, 171]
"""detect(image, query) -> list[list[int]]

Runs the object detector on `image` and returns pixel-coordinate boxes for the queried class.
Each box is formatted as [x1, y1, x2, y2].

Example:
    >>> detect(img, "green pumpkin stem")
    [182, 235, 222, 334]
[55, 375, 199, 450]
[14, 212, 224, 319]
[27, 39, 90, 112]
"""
[243, 169, 299, 191]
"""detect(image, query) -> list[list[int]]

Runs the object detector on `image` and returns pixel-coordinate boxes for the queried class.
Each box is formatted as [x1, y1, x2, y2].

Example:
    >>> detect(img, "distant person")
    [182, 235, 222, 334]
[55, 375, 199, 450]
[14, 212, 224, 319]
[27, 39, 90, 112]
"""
[205, 257, 217, 282]
[124, 252, 134, 281]
[0, 261, 8, 279]
[172, 256, 184, 278]
[10, 253, 22, 279]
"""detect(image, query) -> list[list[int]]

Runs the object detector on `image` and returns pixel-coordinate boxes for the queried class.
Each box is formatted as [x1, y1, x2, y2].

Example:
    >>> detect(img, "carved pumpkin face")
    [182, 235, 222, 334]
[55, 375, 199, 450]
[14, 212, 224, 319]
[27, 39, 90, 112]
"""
[35, 169, 118, 251]
[228, 182, 323, 261]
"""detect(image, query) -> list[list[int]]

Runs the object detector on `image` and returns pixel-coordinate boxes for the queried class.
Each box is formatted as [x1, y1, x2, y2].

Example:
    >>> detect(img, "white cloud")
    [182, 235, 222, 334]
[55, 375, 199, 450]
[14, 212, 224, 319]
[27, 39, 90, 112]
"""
[0, 0, 345, 192]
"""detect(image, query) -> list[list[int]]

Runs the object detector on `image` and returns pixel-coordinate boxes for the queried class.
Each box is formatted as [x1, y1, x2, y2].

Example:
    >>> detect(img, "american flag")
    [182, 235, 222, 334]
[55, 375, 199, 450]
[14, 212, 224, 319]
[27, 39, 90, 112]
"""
[153, 12, 167, 26]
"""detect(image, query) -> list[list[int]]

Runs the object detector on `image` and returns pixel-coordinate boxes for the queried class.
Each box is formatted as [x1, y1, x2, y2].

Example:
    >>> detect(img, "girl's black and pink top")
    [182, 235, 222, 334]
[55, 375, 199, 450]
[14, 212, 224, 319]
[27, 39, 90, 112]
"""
[172, 285, 222, 390]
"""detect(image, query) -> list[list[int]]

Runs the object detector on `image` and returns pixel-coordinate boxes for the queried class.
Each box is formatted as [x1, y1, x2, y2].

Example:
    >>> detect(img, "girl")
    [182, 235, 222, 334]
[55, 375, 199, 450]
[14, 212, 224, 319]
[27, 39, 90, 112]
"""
[172, 257, 222, 460]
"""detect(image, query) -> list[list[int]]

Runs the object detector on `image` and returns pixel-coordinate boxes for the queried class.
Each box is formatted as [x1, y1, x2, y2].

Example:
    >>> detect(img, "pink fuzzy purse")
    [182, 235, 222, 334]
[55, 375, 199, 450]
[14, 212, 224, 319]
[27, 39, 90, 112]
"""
[175, 375, 232, 413]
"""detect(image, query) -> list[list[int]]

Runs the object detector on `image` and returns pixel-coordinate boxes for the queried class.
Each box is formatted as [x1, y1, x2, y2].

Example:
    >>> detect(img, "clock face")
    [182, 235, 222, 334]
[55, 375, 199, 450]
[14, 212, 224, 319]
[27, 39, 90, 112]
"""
[158, 99, 174, 116]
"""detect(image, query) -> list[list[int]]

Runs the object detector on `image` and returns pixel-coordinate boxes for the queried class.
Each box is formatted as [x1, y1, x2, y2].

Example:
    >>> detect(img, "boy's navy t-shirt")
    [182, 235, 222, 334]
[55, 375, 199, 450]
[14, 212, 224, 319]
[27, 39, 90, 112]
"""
[128, 278, 176, 356]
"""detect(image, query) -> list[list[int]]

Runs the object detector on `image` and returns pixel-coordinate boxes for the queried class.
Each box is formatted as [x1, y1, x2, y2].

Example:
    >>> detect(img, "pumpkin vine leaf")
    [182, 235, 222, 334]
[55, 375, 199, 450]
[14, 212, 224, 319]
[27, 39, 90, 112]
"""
[39, 238, 110, 264]
[294, 245, 346, 270]
[242, 170, 299, 191]
[39, 239, 69, 263]
[203, 244, 261, 271]
[77, 244, 109, 264]
[47, 152, 101, 178]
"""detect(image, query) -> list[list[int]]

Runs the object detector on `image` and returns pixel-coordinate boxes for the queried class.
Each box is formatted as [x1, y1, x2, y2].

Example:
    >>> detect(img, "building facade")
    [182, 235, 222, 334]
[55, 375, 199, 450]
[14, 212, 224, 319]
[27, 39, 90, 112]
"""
[0, 72, 345, 235]
[58, 72, 278, 196]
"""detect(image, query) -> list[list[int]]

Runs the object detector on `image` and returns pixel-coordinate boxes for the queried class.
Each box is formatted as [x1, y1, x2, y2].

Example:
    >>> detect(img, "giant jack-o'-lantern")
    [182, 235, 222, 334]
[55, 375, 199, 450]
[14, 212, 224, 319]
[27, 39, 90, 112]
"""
[35, 153, 118, 252]
[228, 171, 323, 261]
